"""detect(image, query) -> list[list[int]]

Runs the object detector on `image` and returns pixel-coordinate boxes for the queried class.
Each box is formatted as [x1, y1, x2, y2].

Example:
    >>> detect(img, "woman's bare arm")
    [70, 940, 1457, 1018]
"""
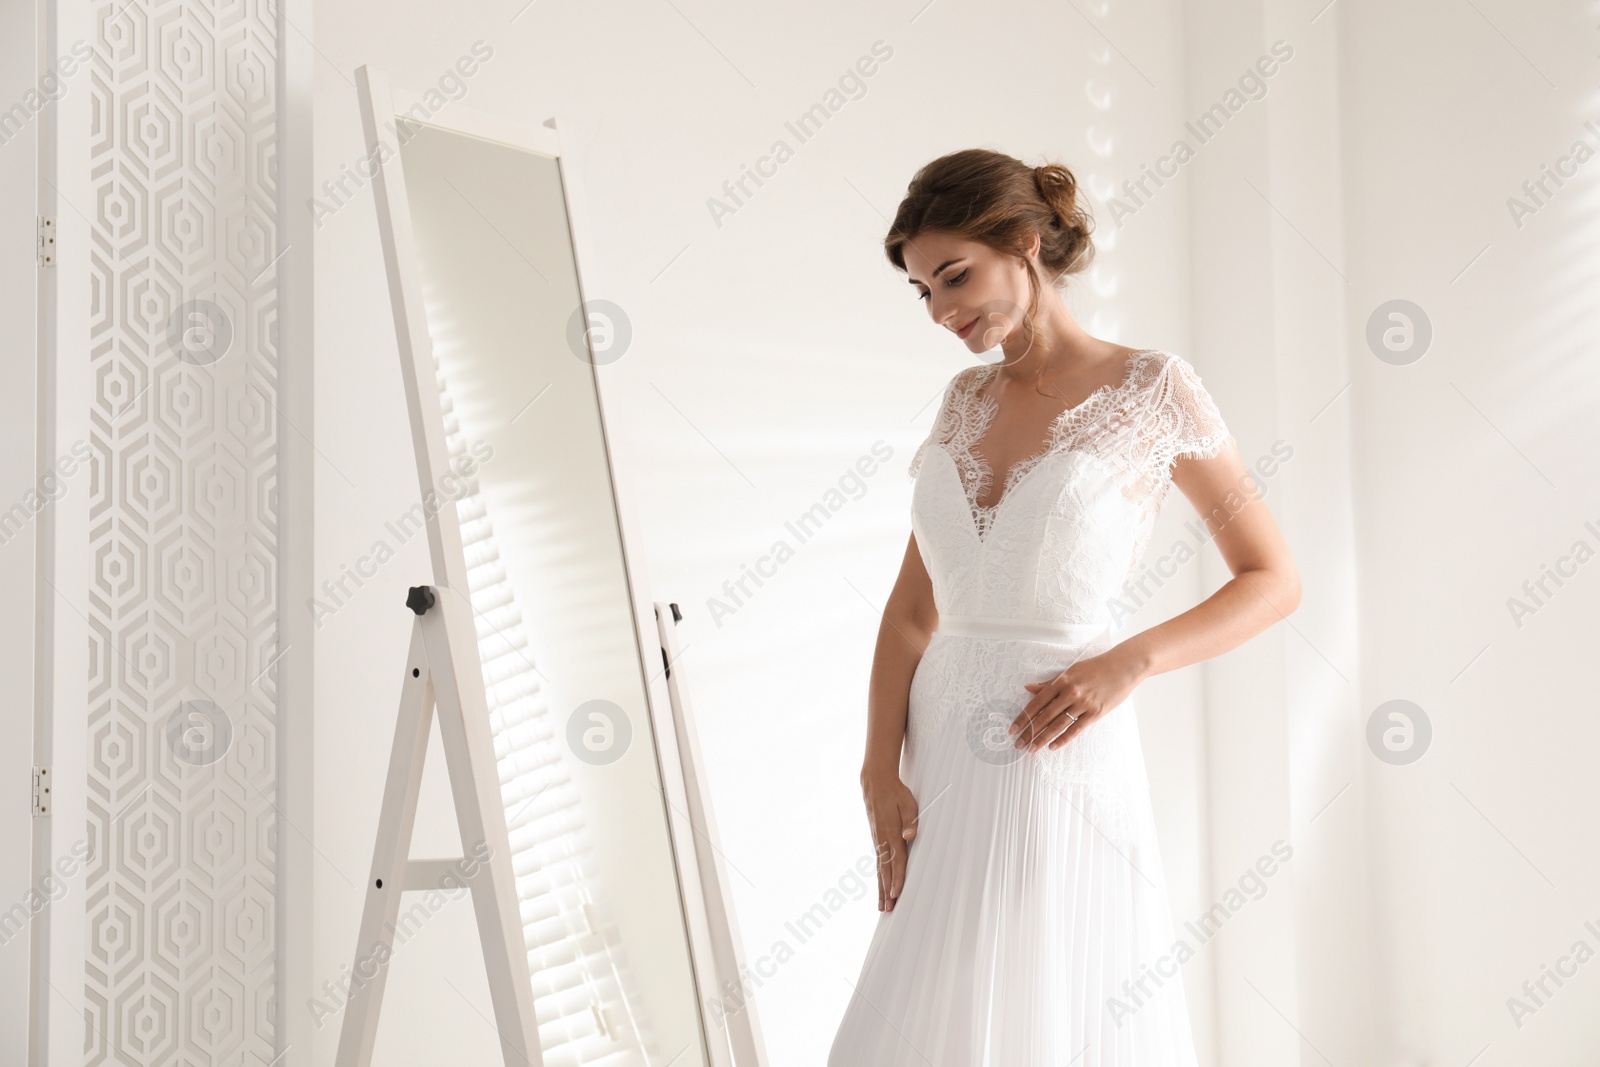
[861, 532, 938, 777]
[860, 532, 937, 910]
[1120, 439, 1302, 680]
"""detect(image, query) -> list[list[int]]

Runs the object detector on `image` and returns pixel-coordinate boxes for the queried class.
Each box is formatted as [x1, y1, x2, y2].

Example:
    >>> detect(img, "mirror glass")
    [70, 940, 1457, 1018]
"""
[394, 116, 708, 1066]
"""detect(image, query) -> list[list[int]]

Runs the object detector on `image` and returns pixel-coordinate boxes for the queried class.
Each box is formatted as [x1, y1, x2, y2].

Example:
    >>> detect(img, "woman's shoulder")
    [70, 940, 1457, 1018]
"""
[1117, 346, 1174, 391]
[1137, 349, 1231, 454]
[1126, 346, 1184, 369]
[1125, 347, 1214, 392]
[1142, 347, 1216, 376]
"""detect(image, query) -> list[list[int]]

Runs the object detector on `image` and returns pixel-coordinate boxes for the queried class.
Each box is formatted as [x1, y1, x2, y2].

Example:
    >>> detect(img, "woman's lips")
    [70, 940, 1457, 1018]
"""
[956, 317, 977, 339]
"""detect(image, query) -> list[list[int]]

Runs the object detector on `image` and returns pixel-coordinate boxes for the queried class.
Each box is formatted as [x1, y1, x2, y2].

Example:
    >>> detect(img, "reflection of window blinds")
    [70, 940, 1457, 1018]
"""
[434, 356, 660, 1066]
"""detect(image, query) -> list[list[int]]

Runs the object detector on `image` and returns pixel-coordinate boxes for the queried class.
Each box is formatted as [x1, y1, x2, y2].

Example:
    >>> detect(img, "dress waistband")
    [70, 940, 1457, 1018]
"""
[934, 614, 1111, 645]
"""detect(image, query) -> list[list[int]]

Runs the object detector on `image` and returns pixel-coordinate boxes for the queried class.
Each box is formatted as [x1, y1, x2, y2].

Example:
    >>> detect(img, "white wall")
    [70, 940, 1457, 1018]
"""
[1339, 1, 1600, 1063]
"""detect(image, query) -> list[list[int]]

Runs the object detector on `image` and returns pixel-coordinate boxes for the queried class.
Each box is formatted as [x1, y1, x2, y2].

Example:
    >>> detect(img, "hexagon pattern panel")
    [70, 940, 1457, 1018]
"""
[84, 2, 280, 1063]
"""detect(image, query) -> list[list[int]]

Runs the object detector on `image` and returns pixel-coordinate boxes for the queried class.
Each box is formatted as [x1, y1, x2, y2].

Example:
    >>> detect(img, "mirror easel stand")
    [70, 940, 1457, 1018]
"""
[334, 584, 544, 1067]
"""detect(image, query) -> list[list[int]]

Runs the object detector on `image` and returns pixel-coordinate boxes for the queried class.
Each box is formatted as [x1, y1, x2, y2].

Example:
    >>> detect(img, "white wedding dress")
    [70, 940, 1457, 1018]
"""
[828, 348, 1230, 1066]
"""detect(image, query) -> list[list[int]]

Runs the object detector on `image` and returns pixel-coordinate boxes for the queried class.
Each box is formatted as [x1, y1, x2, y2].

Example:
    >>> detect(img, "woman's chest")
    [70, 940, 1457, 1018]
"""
[914, 444, 1140, 553]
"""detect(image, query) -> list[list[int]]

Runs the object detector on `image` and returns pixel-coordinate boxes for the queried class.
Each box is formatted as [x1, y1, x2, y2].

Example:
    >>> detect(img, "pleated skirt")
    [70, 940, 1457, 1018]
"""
[828, 627, 1202, 1066]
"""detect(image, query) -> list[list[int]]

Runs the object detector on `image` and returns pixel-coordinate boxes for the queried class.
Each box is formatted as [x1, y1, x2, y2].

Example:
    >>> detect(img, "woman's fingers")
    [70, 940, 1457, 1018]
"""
[1027, 705, 1081, 751]
[1013, 675, 1104, 751]
[874, 824, 906, 911]
[890, 798, 917, 908]
[866, 778, 919, 911]
[1015, 688, 1099, 751]
[1015, 689, 1071, 749]
[875, 838, 888, 910]
[1012, 677, 1071, 737]
[876, 799, 919, 911]
[876, 835, 904, 911]
[875, 834, 894, 911]
[1049, 707, 1098, 749]
[1012, 679, 1051, 732]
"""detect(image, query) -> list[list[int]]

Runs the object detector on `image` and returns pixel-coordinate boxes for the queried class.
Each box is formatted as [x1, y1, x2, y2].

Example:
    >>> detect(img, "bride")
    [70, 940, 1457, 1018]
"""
[828, 149, 1301, 1064]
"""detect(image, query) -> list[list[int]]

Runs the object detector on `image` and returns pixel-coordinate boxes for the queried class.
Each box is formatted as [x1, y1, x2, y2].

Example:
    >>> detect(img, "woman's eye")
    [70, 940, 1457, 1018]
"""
[917, 270, 967, 301]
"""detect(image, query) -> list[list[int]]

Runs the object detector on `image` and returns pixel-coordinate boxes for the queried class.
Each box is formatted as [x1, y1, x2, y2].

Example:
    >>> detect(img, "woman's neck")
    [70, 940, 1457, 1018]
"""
[991, 297, 1105, 391]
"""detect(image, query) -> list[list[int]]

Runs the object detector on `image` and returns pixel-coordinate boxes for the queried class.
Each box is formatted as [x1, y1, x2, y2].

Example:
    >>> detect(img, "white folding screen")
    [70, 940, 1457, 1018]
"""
[30, 0, 314, 1063]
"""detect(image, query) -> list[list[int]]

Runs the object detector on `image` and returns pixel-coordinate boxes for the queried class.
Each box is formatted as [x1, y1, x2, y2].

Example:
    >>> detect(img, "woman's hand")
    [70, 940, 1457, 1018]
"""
[860, 770, 919, 912]
[1010, 644, 1146, 753]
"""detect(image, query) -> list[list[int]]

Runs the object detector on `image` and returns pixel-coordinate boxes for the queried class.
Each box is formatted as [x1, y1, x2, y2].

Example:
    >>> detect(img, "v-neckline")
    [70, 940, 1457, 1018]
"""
[962, 349, 1156, 517]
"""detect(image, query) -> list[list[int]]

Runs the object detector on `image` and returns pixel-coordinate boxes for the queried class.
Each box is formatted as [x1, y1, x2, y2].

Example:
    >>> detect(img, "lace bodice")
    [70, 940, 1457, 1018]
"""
[907, 349, 1230, 631]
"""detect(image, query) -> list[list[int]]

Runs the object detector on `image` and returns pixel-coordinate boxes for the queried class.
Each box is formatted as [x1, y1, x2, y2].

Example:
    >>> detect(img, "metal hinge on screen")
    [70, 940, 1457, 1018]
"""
[37, 217, 54, 267]
[32, 766, 49, 816]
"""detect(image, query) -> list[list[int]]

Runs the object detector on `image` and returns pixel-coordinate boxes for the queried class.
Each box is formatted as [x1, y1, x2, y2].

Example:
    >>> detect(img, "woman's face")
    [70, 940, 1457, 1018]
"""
[903, 230, 1035, 354]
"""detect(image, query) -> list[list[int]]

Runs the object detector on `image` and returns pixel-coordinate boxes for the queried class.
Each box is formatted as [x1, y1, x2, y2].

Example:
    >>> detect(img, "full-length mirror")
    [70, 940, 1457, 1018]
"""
[369, 109, 710, 1065]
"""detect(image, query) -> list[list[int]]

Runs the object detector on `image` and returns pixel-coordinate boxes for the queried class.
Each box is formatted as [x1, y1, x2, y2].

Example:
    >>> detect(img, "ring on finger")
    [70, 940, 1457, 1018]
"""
[1030, 711, 1078, 751]
[1049, 712, 1082, 748]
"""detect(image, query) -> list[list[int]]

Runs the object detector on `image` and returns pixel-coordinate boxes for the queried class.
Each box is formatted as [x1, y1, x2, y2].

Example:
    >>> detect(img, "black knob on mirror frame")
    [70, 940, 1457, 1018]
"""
[406, 585, 436, 615]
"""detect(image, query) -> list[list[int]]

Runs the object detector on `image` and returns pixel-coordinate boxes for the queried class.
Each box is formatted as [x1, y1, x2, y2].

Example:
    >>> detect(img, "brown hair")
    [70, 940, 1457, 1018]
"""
[884, 148, 1095, 334]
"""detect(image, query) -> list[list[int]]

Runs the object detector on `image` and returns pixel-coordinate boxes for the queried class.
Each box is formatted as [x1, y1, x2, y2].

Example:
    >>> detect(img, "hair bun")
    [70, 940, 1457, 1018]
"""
[1033, 164, 1082, 234]
[1033, 163, 1076, 198]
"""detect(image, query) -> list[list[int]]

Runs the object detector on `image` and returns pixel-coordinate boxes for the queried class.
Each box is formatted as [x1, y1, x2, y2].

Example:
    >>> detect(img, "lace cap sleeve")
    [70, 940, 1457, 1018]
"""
[1156, 352, 1230, 467]
[907, 369, 969, 480]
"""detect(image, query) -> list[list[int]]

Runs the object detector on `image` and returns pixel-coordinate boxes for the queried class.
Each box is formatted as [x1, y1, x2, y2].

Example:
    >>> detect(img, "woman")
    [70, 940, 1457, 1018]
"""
[828, 149, 1301, 1064]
